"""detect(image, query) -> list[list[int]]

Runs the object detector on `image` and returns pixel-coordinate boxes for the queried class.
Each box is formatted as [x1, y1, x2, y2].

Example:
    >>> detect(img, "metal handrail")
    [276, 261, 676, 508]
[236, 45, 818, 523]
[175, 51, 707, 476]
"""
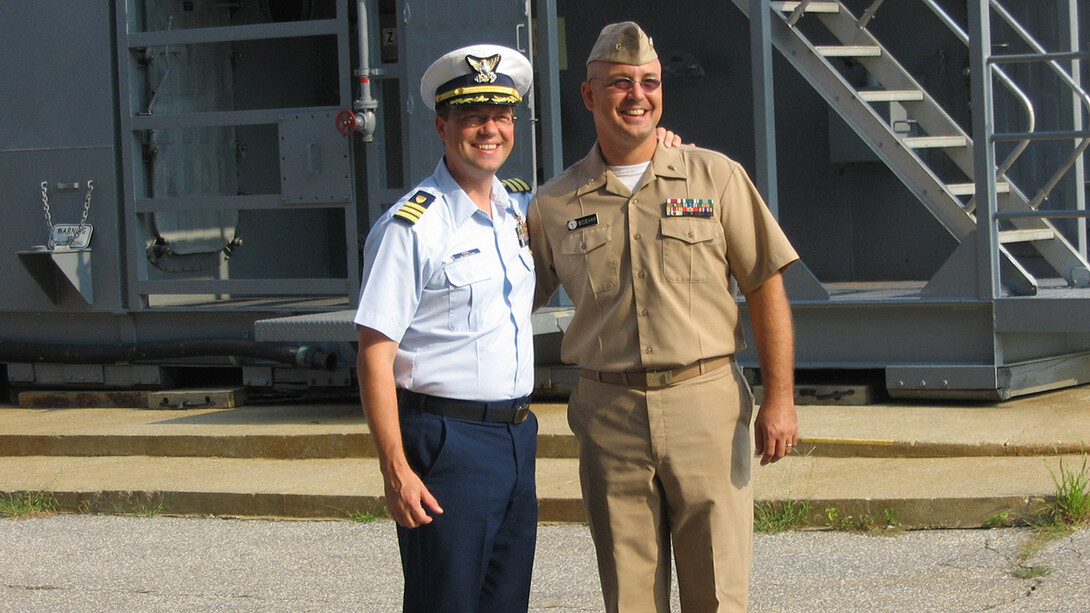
[800, 0, 1037, 203]
[989, 0, 1090, 212]
[916, 0, 1035, 186]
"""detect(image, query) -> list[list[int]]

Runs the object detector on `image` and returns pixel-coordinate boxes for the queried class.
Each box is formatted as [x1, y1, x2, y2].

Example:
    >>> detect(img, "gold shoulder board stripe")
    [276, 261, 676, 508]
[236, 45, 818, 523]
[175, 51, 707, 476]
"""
[393, 191, 436, 224]
[502, 178, 532, 193]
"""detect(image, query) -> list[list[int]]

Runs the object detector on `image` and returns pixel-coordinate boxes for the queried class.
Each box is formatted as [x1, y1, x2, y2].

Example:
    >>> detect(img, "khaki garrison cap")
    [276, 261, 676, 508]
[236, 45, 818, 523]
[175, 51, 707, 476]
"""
[586, 21, 658, 65]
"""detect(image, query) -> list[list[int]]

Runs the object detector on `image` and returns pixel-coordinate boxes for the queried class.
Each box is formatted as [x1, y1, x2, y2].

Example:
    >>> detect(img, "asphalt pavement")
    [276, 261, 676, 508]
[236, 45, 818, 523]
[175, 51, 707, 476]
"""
[1, 514, 1088, 612]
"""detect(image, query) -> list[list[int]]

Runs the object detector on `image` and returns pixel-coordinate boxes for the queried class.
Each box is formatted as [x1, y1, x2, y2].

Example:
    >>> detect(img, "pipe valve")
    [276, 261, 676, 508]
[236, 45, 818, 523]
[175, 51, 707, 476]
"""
[335, 107, 377, 141]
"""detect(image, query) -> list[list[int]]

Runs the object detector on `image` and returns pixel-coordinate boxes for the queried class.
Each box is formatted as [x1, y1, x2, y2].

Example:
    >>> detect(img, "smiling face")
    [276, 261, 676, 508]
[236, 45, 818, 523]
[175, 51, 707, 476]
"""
[435, 104, 516, 185]
[582, 59, 663, 163]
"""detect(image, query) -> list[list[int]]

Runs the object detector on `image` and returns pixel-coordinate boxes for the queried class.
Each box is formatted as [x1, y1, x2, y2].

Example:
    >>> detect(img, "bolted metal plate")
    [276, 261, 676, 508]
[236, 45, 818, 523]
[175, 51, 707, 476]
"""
[278, 112, 353, 205]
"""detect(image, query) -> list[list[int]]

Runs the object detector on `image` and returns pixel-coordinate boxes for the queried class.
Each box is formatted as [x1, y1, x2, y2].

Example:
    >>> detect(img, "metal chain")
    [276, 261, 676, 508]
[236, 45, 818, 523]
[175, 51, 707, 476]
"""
[79, 180, 94, 229]
[40, 180, 94, 248]
[40, 181, 53, 244]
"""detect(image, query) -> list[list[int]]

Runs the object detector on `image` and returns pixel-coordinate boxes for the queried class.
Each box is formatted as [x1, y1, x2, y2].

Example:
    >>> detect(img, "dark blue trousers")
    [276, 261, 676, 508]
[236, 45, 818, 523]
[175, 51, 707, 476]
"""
[397, 409, 538, 613]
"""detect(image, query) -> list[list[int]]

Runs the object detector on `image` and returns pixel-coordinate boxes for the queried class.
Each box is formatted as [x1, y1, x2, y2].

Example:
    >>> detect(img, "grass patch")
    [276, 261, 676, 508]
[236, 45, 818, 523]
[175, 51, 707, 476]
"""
[1018, 523, 1072, 561]
[985, 511, 1013, 529]
[1010, 454, 1090, 578]
[822, 506, 900, 533]
[1012, 565, 1052, 580]
[132, 494, 168, 517]
[1041, 455, 1090, 527]
[0, 492, 59, 518]
[882, 508, 900, 531]
[754, 499, 811, 533]
[343, 508, 388, 523]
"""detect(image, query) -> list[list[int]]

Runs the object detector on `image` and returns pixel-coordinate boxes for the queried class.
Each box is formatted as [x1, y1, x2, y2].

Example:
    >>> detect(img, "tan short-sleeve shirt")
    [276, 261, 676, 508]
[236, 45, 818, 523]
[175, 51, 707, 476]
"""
[529, 143, 798, 372]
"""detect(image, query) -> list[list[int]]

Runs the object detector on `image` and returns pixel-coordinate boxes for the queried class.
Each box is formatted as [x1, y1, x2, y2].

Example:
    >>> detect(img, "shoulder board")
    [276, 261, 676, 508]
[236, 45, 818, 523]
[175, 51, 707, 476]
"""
[393, 191, 436, 225]
[501, 178, 532, 193]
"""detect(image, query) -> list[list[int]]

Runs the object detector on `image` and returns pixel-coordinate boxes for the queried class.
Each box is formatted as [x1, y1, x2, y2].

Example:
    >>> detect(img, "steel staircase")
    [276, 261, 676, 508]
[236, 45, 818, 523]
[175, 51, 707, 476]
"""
[732, 0, 1090, 296]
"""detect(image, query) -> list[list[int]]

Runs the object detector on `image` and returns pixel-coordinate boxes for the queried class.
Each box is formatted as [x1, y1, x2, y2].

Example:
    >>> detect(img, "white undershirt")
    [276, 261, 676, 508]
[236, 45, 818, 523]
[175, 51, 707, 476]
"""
[607, 161, 651, 193]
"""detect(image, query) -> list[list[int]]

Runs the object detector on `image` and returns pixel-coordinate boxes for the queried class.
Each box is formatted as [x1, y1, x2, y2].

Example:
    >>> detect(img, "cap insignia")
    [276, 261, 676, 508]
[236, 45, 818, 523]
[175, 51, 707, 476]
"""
[466, 54, 501, 84]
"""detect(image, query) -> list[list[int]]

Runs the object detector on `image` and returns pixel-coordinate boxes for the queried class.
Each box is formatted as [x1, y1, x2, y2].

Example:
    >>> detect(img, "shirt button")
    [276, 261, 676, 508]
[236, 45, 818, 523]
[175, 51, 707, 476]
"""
[637, 270, 646, 279]
[640, 309, 649, 317]
[632, 199, 638, 204]
[687, 231, 695, 239]
[644, 347, 653, 354]
[634, 233, 642, 240]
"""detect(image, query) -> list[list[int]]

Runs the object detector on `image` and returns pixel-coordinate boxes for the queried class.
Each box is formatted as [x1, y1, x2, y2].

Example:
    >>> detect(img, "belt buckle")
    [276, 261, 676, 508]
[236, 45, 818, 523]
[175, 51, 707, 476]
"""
[644, 369, 673, 388]
[513, 402, 530, 424]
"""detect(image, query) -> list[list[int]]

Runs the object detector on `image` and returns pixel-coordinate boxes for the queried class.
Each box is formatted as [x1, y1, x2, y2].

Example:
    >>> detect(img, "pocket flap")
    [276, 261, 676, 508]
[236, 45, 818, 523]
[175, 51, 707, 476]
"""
[560, 224, 611, 255]
[444, 257, 494, 287]
[660, 217, 718, 244]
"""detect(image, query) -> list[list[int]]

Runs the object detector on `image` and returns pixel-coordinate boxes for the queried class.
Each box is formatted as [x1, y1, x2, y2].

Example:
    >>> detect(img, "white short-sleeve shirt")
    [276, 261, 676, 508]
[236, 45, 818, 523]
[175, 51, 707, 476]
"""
[355, 159, 535, 402]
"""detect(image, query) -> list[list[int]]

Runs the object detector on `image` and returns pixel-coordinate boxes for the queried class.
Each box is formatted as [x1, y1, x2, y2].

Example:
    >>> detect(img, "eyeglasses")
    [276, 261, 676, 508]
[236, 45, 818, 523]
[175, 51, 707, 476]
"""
[588, 76, 662, 92]
[452, 112, 517, 127]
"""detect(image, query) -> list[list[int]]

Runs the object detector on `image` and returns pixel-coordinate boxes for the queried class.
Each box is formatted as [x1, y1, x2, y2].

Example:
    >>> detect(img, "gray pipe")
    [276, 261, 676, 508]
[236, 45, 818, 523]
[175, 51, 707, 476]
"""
[353, 0, 378, 141]
[0, 340, 337, 370]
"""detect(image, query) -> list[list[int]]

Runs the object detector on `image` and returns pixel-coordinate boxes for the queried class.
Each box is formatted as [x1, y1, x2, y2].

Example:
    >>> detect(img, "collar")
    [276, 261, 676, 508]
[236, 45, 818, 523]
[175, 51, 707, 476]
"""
[433, 158, 511, 226]
[574, 142, 688, 198]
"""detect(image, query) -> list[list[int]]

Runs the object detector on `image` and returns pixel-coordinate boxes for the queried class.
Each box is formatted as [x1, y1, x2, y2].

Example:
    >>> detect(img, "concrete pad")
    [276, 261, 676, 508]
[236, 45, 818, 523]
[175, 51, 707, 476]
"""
[795, 385, 1090, 456]
[0, 404, 373, 459]
[2, 385, 1089, 527]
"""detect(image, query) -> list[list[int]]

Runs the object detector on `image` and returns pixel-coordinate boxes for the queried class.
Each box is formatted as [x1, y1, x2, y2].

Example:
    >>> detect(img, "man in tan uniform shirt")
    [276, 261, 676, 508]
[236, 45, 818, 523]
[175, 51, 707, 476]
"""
[528, 22, 799, 613]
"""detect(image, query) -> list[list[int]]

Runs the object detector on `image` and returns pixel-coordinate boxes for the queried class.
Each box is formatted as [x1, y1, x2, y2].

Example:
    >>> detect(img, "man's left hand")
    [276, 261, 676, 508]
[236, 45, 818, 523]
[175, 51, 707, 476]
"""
[753, 399, 798, 465]
[655, 127, 686, 148]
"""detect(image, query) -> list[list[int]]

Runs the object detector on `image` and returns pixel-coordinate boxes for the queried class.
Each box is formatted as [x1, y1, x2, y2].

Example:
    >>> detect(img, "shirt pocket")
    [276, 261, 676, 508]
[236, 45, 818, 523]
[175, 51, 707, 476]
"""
[444, 257, 495, 331]
[505, 249, 536, 312]
[559, 224, 618, 294]
[660, 217, 723, 283]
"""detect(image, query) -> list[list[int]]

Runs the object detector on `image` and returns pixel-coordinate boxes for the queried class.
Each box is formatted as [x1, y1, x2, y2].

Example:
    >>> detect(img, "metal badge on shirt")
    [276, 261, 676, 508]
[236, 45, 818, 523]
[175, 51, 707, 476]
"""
[451, 248, 481, 260]
[567, 213, 599, 231]
[665, 198, 714, 217]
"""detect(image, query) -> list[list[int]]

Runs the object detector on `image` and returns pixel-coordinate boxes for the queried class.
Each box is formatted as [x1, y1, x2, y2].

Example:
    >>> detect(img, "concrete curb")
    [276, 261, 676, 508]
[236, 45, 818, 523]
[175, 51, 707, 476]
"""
[3, 386, 1089, 529]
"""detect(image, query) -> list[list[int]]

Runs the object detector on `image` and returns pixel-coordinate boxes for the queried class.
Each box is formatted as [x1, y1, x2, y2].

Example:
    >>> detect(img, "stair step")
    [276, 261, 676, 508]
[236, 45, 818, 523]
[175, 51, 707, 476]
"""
[903, 135, 968, 149]
[817, 45, 882, 57]
[772, 1, 841, 12]
[859, 89, 924, 102]
[999, 228, 1056, 244]
[0, 453, 1075, 527]
[947, 182, 1011, 196]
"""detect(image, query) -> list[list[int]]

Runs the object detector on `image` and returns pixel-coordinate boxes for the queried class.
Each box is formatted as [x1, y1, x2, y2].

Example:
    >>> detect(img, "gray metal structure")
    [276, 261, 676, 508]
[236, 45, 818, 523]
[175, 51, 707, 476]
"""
[0, 0, 535, 394]
[1, 0, 1088, 400]
[729, 0, 1090, 398]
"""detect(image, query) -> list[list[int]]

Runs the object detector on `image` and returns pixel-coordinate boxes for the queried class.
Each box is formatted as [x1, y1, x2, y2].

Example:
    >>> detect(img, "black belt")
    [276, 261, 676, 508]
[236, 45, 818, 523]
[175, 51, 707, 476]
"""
[397, 389, 531, 424]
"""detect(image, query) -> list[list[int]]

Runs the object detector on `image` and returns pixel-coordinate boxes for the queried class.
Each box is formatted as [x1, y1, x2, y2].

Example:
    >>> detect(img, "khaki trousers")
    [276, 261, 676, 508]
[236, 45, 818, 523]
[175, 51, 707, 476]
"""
[568, 362, 754, 613]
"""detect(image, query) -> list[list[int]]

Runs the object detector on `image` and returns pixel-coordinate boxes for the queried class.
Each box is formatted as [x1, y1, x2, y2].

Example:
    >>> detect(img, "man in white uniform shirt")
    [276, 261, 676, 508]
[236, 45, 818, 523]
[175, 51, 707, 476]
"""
[354, 44, 538, 613]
